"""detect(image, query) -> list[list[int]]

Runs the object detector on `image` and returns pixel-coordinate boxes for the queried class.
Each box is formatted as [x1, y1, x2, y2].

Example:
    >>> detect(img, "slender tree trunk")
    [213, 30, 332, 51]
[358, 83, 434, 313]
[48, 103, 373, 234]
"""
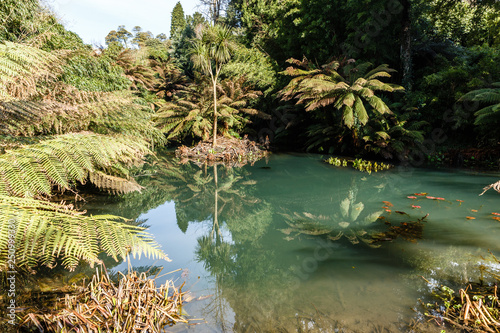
[401, 0, 412, 91]
[212, 78, 218, 147]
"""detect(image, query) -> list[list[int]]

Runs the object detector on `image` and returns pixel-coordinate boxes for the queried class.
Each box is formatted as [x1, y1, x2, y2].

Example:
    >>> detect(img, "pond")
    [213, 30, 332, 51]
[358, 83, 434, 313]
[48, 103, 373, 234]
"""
[86, 153, 500, 332]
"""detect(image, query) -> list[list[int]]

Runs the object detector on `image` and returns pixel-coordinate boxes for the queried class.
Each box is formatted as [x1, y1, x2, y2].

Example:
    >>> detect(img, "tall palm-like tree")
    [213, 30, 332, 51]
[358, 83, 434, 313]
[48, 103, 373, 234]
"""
[190, 24, 236, 147]
[280, 58, 403, 144]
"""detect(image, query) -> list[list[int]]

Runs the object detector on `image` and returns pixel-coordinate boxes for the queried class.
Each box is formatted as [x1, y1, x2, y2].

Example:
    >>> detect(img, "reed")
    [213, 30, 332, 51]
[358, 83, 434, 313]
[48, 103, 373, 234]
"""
[21, 266, 187, 332]
[424, 253, 500, 332]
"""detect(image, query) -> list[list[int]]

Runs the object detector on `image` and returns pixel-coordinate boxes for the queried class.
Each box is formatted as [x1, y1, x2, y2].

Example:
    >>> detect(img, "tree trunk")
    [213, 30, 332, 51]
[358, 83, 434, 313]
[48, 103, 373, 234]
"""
[212, 78, 218, 148]
[401, 0, 412, 91]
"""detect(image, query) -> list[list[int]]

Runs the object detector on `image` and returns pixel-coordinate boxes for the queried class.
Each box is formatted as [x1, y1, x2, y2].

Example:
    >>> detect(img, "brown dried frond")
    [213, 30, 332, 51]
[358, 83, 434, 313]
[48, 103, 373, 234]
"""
[0, 42, 62, 100]
[0, 100, 79, 136]
[480, 180, 500, 195]
[89, 171, 144, 195]
[43, 81, 103, 105]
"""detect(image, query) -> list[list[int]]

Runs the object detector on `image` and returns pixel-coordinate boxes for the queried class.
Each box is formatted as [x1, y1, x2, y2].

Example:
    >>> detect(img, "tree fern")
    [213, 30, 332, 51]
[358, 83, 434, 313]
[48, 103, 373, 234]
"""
[155, 83, 214, 141]
[0, 133, 151, 197]
[0, 195, 168, 271]
[280, 58, 403, 129]
[460, 82, 500, 126]
[0, 41, 60, 100]
[0, 93, 166, 145]
[217, 77, 268, 135]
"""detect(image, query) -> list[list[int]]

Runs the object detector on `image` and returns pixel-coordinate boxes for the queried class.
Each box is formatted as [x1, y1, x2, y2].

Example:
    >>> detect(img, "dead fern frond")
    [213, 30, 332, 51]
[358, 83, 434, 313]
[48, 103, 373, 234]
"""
[89, 171, 144, 195]
[0, 93, 166, 145]
[480, 180, 500, 195]
[0, 41, 61, 100]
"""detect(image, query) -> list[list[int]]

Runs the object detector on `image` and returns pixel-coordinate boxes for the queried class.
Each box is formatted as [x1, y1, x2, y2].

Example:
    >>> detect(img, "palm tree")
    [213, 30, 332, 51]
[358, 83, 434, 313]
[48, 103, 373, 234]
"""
[190, 24, 236, 147]
[280, 58, 403, 145]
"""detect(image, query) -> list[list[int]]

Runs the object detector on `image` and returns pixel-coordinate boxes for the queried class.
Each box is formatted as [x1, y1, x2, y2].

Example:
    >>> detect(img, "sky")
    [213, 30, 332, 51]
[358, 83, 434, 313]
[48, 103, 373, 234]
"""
[43, 0, 200, 46]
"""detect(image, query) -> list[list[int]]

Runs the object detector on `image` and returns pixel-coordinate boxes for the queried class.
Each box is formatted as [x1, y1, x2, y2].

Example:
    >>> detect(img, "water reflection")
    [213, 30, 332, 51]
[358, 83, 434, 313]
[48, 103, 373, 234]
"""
[90, 154, 500, 332]
[152, 158, 419, 331]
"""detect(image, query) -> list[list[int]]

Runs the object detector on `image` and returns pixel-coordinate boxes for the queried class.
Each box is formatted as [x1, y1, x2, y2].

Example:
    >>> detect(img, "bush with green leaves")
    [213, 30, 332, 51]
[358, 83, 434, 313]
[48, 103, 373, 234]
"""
[61, 53, 130, 92]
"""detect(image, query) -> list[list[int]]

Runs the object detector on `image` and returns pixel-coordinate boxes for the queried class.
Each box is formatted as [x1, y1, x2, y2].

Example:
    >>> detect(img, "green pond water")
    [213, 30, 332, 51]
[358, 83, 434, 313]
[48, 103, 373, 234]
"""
[86, 153, 500, 332]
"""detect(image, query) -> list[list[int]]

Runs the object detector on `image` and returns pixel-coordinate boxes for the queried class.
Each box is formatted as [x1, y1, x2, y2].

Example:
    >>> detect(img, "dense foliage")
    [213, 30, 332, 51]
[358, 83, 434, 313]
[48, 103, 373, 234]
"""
[0, 4, 169, 271]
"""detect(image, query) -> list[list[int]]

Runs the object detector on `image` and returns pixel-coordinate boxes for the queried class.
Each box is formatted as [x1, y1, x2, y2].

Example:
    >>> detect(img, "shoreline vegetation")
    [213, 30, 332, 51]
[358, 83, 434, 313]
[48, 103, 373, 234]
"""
[17, 266, 188, 332]
[176, 135, 268, 166]
[421, 253, 500, 333]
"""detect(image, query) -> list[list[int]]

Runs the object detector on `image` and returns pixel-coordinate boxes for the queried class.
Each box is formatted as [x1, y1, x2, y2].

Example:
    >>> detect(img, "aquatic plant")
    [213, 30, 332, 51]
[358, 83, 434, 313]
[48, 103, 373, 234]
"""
[21, 266, 187, 332]
[423, 253, 500, 332]
[326, 156, 392, 174]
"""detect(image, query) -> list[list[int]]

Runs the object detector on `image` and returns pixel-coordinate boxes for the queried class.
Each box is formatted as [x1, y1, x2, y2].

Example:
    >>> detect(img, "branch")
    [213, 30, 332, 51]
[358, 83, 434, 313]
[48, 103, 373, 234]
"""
[480, 180, 500, 196]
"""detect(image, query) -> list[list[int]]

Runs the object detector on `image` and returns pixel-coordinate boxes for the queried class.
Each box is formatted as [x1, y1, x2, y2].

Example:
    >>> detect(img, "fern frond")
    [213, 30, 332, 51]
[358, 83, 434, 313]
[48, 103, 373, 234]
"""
[89, 171, 144, 195]
[0, 133, 150, 198]
[0, 42, 61, 100]
[0, 93, 166, 145]
[0, 195, 168, 271]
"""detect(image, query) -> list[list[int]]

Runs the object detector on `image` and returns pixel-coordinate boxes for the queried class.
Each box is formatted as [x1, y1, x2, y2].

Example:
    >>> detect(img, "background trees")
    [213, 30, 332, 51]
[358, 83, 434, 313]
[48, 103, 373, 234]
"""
[170, 2, 186, 39]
